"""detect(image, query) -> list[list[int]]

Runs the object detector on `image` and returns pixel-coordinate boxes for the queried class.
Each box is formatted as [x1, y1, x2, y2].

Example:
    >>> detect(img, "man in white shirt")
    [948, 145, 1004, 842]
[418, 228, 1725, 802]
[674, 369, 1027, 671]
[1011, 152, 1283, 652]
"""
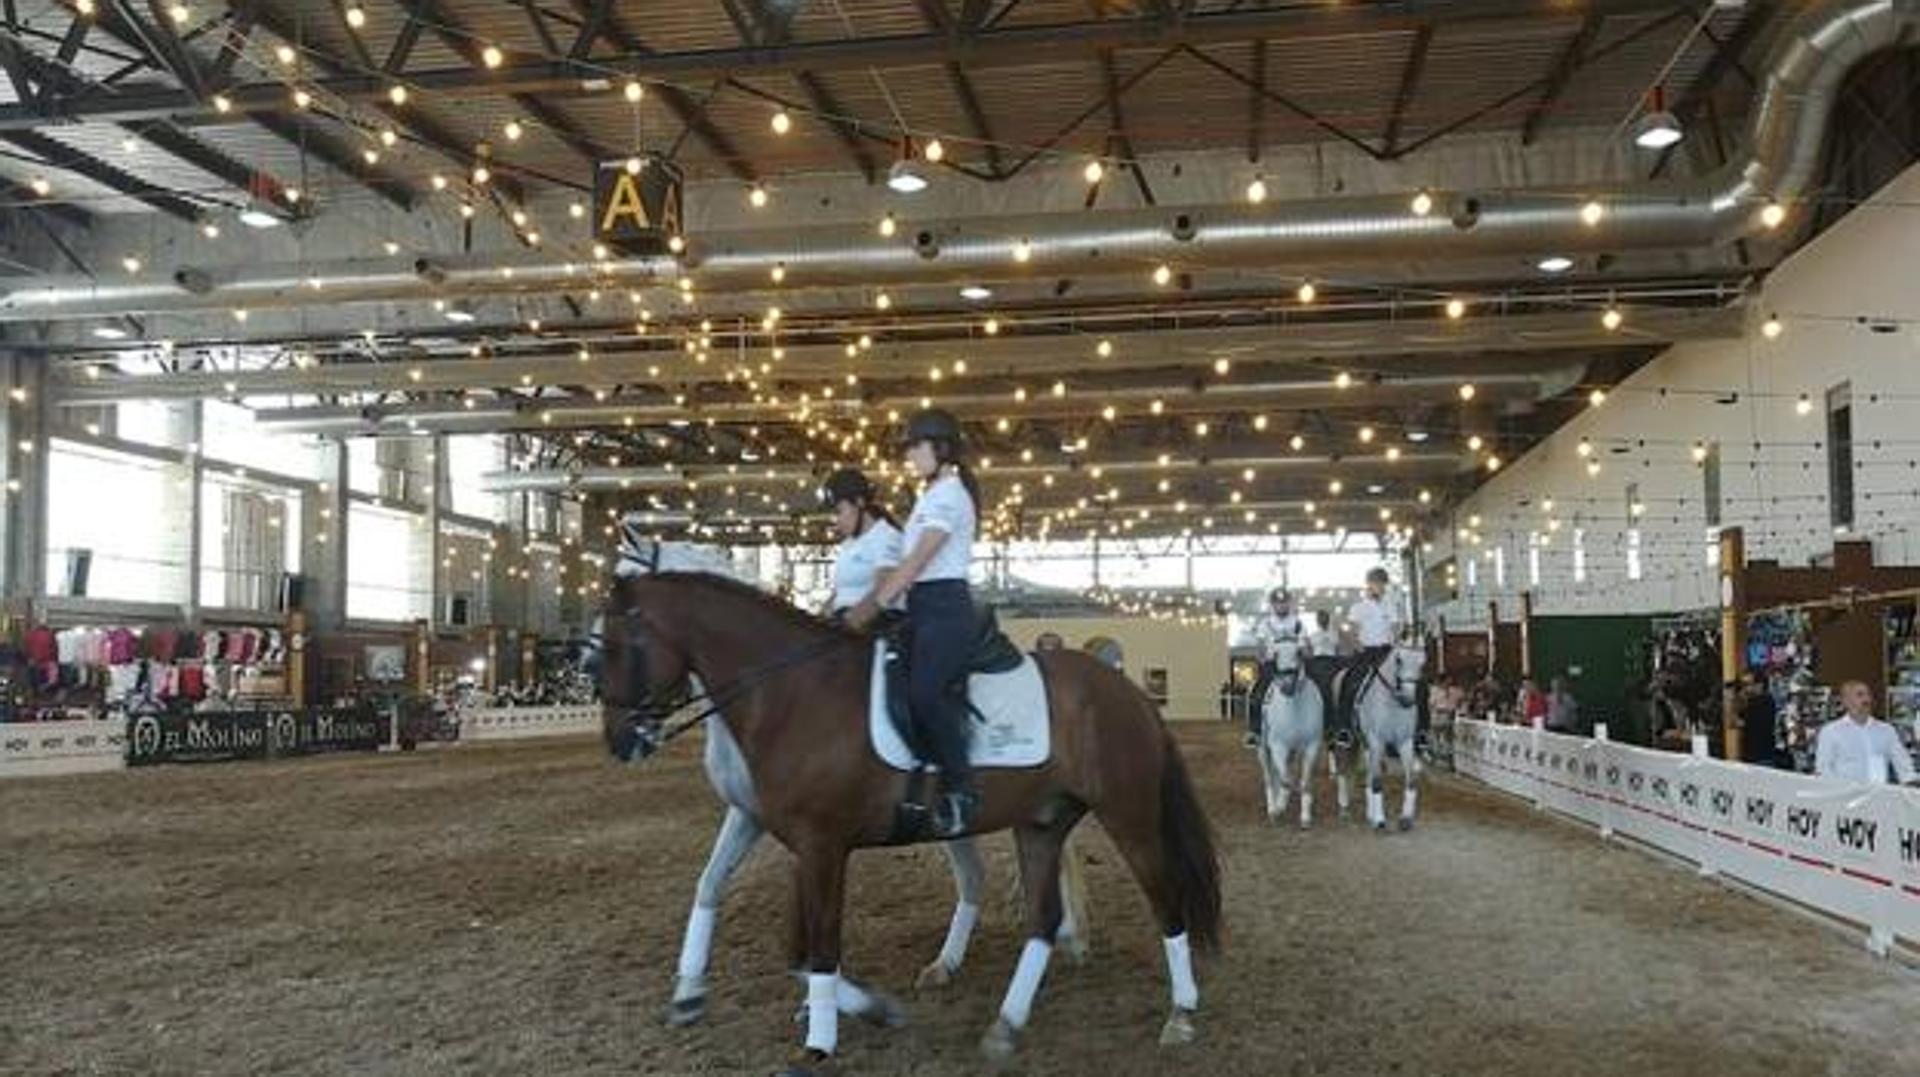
[1333, 567, 1402, 735]
[1246, 588, 1304, 746]
[1814, 681, 1917, 785]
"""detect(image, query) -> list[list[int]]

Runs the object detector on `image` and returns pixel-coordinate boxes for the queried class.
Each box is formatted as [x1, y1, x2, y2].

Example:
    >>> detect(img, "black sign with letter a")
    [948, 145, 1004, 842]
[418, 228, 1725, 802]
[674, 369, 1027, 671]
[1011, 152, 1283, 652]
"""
[593, 155, 683, 254]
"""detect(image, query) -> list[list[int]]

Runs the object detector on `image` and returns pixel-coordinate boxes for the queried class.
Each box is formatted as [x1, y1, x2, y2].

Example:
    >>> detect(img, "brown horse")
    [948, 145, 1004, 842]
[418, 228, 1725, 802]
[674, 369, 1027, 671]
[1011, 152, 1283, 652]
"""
[600, 568, 1222, 1075]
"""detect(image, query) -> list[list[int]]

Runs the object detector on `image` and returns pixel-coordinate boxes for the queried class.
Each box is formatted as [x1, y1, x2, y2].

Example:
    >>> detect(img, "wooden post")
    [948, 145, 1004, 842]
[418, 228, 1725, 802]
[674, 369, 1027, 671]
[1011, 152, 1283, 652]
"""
[1719, 527, 1747, 762]
[520, 633, 537, 687]
[413, 619, 432, 695]
[285, 610, 308, 704]
[1487, 600, 1500, 679]
[1519, 590, 1535, 679]
[1435, 614, 1448, 677]
[483, 625, 501, 692]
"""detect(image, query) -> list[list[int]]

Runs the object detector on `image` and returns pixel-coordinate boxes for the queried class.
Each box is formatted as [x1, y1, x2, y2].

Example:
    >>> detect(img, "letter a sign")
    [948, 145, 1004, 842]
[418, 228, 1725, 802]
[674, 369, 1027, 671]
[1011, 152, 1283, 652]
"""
[593, 154, 684, 254]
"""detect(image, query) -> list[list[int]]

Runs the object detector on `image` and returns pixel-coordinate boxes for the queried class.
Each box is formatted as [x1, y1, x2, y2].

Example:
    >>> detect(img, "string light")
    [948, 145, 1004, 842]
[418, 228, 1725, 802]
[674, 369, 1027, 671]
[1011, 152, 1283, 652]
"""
[624, 80, 644, 103]
[389, 84, 409, 105]
[983, 317, 1000, 335]
[1013, 238, 1033, 263]
[1153, 263, 1172, 286]
[1796, 394, 1813, 416]
[27, 177, 50, 197]
[504, 119, 524, 141]
[771, 262, 787, 283]
[1095, 338, 1113, 358]
[1445, 297, 1467, 320]
[1760, 201, 1788, 230]
[878, 212, 897, 237]
[481, 45, 505, 69]
[748, 183, 768, 208]
[293, 89, 313, 109]
[1762, 315, 1784, 339]
[212, 93, 231, 113]
[1601, 306, 1624, 331]
[1410, 189, 1434, 216]
[1296, 281, 1316, 304]
[1246, 175, 1268, 204]
[1334, 371, 1352, 390]
[1083, 160, 1105, 184]
[275, 43, 297, 66]
[770, 108, 791, 134]
[1588, 388, 1607, 408]
[1458, 383, 1477, 401]
[1580, 200, 1606, 227]
[344, 4, 366, 29]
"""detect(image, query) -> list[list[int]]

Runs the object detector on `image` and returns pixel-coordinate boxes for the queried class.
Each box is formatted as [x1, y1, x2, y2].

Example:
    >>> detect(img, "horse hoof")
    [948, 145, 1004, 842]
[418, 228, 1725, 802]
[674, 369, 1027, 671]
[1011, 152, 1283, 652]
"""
[981, 1017, 1020, 1064]
[914, 960, 955, 992]
[858, 988, 908, 1029]
[1298, 818, 1312, 831]
[1158, 1007, 1198, 1047]
[1058, 931, 1091, 965]
[1398, 816, 1415, 832]
[666, 994, 706, 1027]
[1372, 821, 1388, 833]
[772, 1048, 837, 1077]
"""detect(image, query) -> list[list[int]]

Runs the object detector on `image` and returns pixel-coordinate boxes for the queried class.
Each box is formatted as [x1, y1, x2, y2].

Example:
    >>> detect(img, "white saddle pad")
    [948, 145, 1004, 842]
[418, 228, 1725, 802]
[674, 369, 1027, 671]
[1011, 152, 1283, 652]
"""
[867, 640, 1050, 771]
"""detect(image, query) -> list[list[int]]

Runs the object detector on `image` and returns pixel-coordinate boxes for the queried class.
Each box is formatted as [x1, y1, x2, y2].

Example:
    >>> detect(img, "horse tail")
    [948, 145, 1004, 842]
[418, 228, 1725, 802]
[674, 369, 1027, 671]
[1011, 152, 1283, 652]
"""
[1158, 729, 1223, 952]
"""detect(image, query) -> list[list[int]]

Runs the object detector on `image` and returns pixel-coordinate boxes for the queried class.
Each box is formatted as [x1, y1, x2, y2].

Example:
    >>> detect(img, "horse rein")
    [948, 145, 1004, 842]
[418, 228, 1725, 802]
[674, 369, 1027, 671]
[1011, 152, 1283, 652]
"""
[612, 610, 851, 750]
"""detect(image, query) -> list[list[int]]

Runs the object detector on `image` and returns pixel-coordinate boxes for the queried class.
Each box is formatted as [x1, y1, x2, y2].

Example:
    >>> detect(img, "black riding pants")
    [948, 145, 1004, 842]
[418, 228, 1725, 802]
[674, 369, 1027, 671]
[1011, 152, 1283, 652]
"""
[1336, 646, 1393, 732]
[907, 580, 975, 792]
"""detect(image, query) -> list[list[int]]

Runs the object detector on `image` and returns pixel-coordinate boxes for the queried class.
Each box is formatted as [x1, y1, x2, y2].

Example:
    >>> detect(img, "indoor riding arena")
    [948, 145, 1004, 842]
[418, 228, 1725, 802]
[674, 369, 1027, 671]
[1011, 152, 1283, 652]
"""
[3, 2, 1920, 1075]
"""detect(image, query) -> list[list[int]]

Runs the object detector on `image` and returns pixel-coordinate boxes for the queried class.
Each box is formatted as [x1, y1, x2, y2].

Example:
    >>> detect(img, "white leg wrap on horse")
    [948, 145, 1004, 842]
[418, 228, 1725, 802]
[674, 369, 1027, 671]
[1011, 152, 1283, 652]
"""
[938, 901, 980, 970]
[675, 905, 717, 987]
[805, 972, 840, 1055]
[998, 938, 1054, 1029]
[1163, 933, 1199, 1011]
[1367, 789, 1385, 824]
[1403, 787, 1419, 818]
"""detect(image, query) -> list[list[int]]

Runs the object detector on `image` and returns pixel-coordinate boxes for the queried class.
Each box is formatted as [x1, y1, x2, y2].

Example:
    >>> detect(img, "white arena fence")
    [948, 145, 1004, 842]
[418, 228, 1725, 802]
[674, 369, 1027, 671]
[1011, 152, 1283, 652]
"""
[0, 719, 127, 777]
[457, 704, 601, 741]
[1454, 719, 1920, 955]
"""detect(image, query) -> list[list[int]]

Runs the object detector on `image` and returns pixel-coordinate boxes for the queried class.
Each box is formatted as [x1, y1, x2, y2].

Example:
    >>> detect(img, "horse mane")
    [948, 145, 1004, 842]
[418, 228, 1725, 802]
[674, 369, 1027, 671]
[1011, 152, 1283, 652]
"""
[649, 571, 862, 641]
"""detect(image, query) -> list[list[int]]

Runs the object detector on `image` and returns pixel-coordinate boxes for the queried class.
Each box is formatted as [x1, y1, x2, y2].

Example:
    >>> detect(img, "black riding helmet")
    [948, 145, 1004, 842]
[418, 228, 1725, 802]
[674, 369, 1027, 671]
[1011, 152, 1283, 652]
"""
[900, 407, 964, 450]
[818, 467, 874, 511]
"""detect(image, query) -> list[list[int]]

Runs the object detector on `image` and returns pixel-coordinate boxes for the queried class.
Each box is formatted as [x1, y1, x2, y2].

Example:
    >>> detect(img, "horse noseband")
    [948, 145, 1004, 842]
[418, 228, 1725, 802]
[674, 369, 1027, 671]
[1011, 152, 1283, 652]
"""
[607, 709, 663, 764]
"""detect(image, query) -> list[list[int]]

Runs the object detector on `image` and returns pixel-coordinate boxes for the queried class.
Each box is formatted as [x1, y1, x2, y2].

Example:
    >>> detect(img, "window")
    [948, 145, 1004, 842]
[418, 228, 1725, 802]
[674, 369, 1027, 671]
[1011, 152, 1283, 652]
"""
[199, 475, 302, 612]
[446, 435, 506, 522]
[1826, 383, 1854, 530]
[347, 502, 431, 622]
[1493, 545, 1506, 588]
[45, 440, 191, 603]
[202, 400, 324, 479]
[1527, 533, 1542, 586]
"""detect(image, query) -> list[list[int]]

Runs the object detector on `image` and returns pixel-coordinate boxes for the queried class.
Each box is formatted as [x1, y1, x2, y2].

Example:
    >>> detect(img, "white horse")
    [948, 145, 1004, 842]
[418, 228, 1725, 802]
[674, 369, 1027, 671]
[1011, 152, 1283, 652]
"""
[667, 702, 1092, 1027]
[1256, 638, 1325, 828]
[1351, 642, 1428, 831]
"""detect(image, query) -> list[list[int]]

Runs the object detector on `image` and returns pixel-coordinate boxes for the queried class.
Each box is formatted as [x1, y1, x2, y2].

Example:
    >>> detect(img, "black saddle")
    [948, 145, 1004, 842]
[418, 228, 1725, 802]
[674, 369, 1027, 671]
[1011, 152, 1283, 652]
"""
[880, 605, 1023, 844]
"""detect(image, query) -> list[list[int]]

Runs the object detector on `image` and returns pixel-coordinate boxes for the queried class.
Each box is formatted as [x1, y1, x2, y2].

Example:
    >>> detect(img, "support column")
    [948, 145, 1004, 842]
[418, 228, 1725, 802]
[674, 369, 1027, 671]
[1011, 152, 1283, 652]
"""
[1519, 590, 1534, 680]
[428, 434, 447, 627]
[1, 356, 49, 615]
[305, 442, 351, 631]
[1486, 600, 1500, 681]
[1719, 526, 1747, 762]
[285, 609, 309, 704]
[184, 403, 205, 623]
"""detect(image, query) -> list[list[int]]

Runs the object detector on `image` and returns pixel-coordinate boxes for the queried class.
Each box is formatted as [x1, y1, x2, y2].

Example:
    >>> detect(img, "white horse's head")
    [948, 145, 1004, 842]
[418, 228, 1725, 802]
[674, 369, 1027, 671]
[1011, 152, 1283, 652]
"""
[1390, 640, 1429, 697]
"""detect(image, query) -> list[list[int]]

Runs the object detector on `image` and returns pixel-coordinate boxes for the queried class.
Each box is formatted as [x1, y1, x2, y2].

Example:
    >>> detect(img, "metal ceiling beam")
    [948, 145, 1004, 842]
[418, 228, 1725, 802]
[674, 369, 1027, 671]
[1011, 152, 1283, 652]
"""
[920, 0, 1006, 177]
[727, 0, 879, 183]
[1651, 5, 1781, 179]
[1, 128, 203, 220]
[567, 0, 756, 181]
[0, 175, 93, 230]
[1245, 37, 1265, 162]
[49, 311, 1721, 400]
[0, 0, 1697, 128]
[242, 1, 486, 207]
[1098, 48, 1155, 205]
[1380, 23, 1432, 158]
[1520, 13, 1602, 147]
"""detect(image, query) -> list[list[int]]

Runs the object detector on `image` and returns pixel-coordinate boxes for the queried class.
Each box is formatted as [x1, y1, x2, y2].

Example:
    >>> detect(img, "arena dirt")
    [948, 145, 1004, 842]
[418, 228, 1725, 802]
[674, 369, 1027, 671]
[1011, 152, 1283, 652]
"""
[2, 724, 1915, 1077]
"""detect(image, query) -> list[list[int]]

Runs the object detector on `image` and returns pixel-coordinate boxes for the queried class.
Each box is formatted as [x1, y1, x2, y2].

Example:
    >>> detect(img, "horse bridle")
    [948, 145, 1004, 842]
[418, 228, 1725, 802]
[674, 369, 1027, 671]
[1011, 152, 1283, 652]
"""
[602, 603, 849, 762]
[1367, 645, 1424, 708]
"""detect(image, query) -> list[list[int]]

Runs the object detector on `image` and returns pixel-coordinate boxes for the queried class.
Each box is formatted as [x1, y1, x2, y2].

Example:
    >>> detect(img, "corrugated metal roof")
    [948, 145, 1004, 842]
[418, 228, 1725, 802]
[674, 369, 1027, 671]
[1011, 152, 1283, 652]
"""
[1, 0, 1777, 210]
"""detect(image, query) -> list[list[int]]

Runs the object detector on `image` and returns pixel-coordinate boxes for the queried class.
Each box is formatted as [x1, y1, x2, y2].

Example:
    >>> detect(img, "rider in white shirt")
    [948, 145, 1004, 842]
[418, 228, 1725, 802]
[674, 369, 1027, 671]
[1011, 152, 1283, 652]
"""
[847, 409, 982, 838]
[1815, 680, 1918, 785]
[821, 468, 902, 620]
[1334, 567, 1402, 735]
[1246, 588, 1304, 746]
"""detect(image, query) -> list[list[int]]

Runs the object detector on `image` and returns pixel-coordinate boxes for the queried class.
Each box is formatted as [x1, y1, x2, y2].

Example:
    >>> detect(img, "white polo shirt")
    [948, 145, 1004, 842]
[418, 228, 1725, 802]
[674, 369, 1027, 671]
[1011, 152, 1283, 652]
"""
[831, 519, 902, 611]
[1346, 594, 1399, 648]
[902, 471, 976, 583]
[1814, 716, 1916, 784]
